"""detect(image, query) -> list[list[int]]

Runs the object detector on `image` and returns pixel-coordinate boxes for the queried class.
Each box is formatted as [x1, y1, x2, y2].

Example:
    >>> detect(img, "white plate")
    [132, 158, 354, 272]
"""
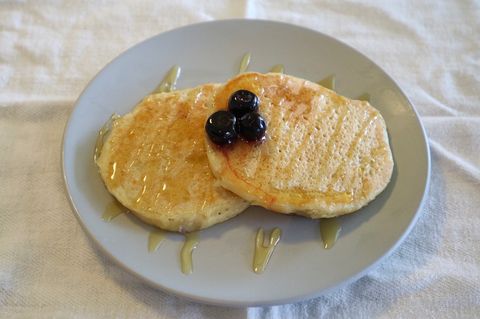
[62, 20, 430, 306]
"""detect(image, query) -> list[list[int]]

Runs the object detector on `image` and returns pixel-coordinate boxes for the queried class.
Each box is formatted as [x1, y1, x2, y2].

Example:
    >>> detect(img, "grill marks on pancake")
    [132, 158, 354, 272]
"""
[262, 85, 290, 183]
[270, 80, 316, 185]
[265, 81, 381, 201]
[221, 146, 277, 205]
[205, 72, 393, 216]
[328, 112, 379, 196]
[316, 103, 349, 188]
[282, 96, 320, 180]
[228, 74, 375, 201]
[356, 145, 388, 197]
[259, 90, 284, 183]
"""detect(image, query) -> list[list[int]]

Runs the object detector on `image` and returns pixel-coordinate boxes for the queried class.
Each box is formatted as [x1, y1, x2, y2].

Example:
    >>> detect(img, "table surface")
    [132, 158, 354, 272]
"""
[1, 1, 479, 318]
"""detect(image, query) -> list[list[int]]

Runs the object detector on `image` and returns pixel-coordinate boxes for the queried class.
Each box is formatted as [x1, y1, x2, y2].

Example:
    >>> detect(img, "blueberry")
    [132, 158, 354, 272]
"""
[238, 112, 267, 141]
[228, 90, 259, 117]
[205, 111, 238, 145]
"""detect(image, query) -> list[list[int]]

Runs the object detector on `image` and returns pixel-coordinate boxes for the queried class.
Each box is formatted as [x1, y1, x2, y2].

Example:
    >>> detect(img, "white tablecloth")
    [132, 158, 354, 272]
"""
[1, 1, 479, 318]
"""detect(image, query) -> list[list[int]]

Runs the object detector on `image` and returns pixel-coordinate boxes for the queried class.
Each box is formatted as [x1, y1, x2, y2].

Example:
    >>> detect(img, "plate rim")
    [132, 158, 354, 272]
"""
[61, 19, 431, 307]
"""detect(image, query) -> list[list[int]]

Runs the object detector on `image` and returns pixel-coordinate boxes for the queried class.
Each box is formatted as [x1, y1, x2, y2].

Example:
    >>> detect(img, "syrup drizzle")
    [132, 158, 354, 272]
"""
[153, 65, 181, 93]
[253, 228, 282, 274]
[148, 230, 166, 252]
[318, 74, 336, 91]
[356, 93, 370, 102]
[102, 199, 128, 222]
[238, 53, 251, 74]
[320, 218, 341, 249]
[270, 64, 285, 74]
[181, 232, 199, 275]
[94, 114, 120, 164]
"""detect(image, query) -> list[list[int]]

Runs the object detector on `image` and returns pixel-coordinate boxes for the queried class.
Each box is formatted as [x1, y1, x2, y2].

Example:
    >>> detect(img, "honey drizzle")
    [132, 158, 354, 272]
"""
[148, 230, 166, 252]
[102, 199, 128, 222]
[238, 53, 251, 74]
[318, 75, 336, 91]
[94, 114, 120, 164]
[356, 93, 370, 102]
[320, 218, 341, 249]
[136, 175, 148, 204]
[181, 232, 199, 275]
[253, 228, 282, 274]
[153, 65, 181, 93]
[110, 162, 117, 180]
[270, 64, 285, 73]
[112, 86, 219, 217]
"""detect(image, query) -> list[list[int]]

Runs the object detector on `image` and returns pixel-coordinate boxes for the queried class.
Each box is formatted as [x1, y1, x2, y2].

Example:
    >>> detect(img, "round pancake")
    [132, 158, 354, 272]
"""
[205, 72, 394, 218]
[96, 84, 248, 232]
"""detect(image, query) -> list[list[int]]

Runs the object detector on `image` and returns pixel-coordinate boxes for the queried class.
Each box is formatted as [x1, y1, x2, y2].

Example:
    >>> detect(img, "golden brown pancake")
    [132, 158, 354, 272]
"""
[96, 84, 248, 232]
[205, 72, 394, 218]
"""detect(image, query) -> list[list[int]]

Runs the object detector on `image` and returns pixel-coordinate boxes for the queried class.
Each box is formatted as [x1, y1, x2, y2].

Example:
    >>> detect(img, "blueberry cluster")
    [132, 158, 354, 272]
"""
[205, 90, 267, 146]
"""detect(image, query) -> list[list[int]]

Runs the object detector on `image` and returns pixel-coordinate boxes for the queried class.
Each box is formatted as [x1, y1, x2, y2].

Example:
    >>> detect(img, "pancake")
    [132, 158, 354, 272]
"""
[205, 72, 394, 218]
[96, 84, 248, 232]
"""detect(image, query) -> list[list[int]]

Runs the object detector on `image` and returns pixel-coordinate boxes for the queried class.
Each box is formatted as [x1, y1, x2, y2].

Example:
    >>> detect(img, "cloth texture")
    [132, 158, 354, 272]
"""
[1, 1, 479, 318]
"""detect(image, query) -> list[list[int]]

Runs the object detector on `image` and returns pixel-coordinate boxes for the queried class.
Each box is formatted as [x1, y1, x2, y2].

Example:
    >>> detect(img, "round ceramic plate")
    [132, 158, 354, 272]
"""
[62, 20, 430, 306]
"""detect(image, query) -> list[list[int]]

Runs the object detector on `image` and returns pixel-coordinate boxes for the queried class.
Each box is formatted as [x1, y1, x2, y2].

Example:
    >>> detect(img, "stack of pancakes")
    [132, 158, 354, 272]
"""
[96, 72, 394, 232]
